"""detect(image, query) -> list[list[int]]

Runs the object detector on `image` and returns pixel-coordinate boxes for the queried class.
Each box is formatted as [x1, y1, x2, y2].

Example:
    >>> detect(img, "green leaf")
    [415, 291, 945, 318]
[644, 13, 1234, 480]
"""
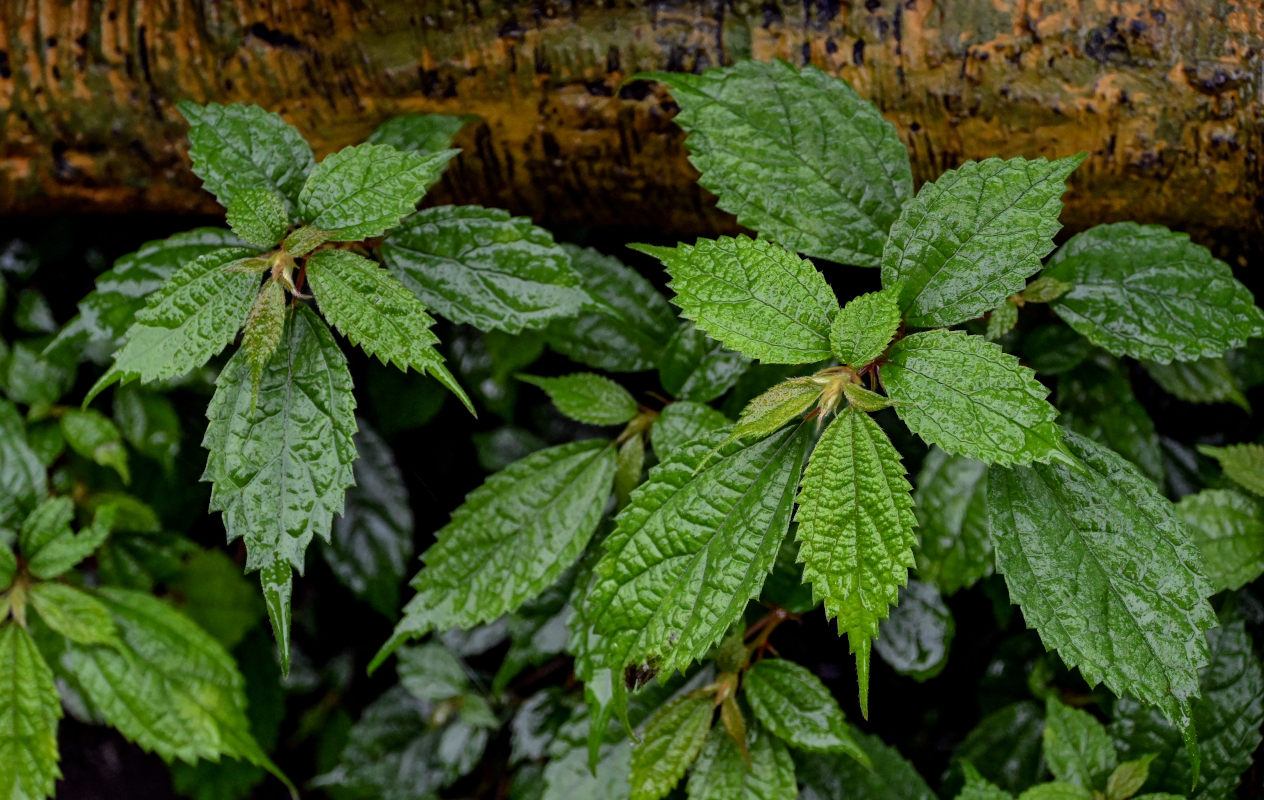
[882, 155, 1082, 327]
[202, 305, 358, 671]
[687, 725, 797, 800]
[658, 324, 749, 403]
[60, 408, 130, 483]
[382, 204, 589, 332]
[987, 431, 1217, 744]
[27, 582, 118, 646]
[178, 101, 315, 209]
[795, 407, 915, 715]
[0, 402, 47, 527]
[1105, 755, 1156, 800]
[367, 112, 473, 152]
[0, 546, 14, 589]
[1043, 698, 1117, 789]
[305, 249, 471, 411]
[582, 425, 810, 678]
[1197, 443, 1264, 497]
[397, 641, 470, 702]
[629, 691, 714, 800]
[1057, 361, 1164, 486]
[225, 186, 290, 248]
[545, 245, 678, 373]
[170, 550, 265, 650]
[957, 763, 1013, 800]
[22, 499, 114, 580]
[0, 623, 61, 800]
[614, 436, 646, 511]
[375, 440, 615, 667]
[913, 448, 992, 595]
[86, 247, 262, 402]
[795, 731, 937, 800]
[831, 289, 901, 367]
[633, 236, 837, 364]
[5, 338, 77, 407]
[882, 329, 1066, 465]
[240, 280, 286, 395]
[641, 60, 912, 266]
[520, 373, 639, 426]
[112, 385, 181, 470]
[1017, 784, 1094, 800]
[743, 658, 868, 764]
[650, 401, 729, 457]
[1176, 489, 1264, 591]
[14, 289, 54, 334]
[1021, 276, 1073, 304]
[1144, 357, 1250, 412]
[986, 301, 1020, 341]
[297, 143, 456, 240]
[872, 580, 954, 681]
[1045, 222, 1264, 363]
[952, 702, 1046, 794]
[725, 377, 823, 445]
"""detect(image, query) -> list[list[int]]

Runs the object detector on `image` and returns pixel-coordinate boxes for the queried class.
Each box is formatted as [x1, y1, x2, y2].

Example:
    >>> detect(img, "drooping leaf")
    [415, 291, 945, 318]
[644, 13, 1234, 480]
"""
[724, 377, 823, 445]
[633, 236, 837, 364]
[658, 324, 750, 403]
[1176, 489, 1264, 591]
[0, 623, 61, 800]
[987, 431, 1217, 744]
[640, 60, 912, 267]
[831, 289, 902, 367]
[743, 658, 867, 764]
[650, 401, 730, 457]
[687, 725, 797, 800]
[224, 186, 290, 248]
[882, 329, 1066, 465]
[27, 582, 119, 646]
[1045, 223, 1264, 363]
[520, 373, 639, 426]
[1197, 443, 1264, 497]
[382, 205, 589, 333]
[1057, 361, 1164, 486]
[1043, 698, 1117, 789]
[297, 143, 456, 240]
[913, 448, 993, 595]
[882, 155, 1083, 328]
[872, 580, 954, 681]
[367, 112, 474, 153]
[628, 692, 714, 800]
[795, 731, 937, 800]
[1144, 357, 1250, 412]
[202, 305, 358, 671]
[60, 408, 130, 483]
[795, 407, 916, 714]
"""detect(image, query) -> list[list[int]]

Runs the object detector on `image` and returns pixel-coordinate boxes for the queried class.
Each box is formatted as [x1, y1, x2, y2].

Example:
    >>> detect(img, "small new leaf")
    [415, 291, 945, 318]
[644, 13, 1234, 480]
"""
[831, 289, 901, 367]
[1106, 755, 1156, 800]
[629, 692, 714, 800]
[743, 658, 868, 765]
[242, 280, 287, 391]
[1020, 276, 1072, 304]
[687, 725, 798, 800]
[27, 582, 118, 646]
[1198, 443, 1264, 497]
[0, 624, 61, 800]
[519, 373, 639, 426]
[225, 187, 290, 248]
[725, 377, 822, 445]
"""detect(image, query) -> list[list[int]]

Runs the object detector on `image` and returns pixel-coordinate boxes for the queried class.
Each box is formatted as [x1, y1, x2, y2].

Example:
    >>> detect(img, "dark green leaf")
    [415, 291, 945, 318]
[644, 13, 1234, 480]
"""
[1176, 489, 1264, 592]
[913, 447, 993, 595]
[0, 401, 46, 527]
[629, 691, 713, 800]
[225, 186, 290, 248]
[952, 702, 1046, 794]
[170, 550, 265, 650]
[1057, 361, 1163, 485]
[367, 113, 474, 153]
[178, 101, 314, 209]
[872, 580, 954, 681]
[1144, 357, 1250, 412]
[60, 408, 129, 483]
[687, 725, 797, 800]
[650, 401, 729, 457]
[658, 324, 749, 403]
[112, 385, 181, 470]
[1043, 698, 1116, 789]
[796, 731, 936, 800]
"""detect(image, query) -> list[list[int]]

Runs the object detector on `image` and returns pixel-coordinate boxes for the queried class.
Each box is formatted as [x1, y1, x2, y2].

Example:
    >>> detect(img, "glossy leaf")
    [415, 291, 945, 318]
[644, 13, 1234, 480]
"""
[367, 112, 473, 152]
[629, 692, 714, 800]
[60, 408, 130, 483]
[1057, 361, 1163, 485]
[23, 500, 113, 580]
[1106, 756, 1156, 800]
[725, 377, 822, 445]
[1198, 443, 1264, 497]
[796, 731, 937, 800]
[0, 403, 47, 527]
[1043, 698, 1116, 789]
[225, 186, 289, 248]
[0, 623, 61, 800]
[650, 401, 729, 457]
[1144, 357, 1250, 412]
[520, 373, 639, 426]
[178, 101, 314, 209]
[743, 658, 867, 763]
[1176, 489, 1264, 591]
[952, 702, 1046, 794]
[831, 289, 901, 367]
[872, 580, 954, 681]
[913, 448, 993, 595]
[658, 324, 749, 403]
[687, 725, 797, 800]
[27, 582, 118, 646]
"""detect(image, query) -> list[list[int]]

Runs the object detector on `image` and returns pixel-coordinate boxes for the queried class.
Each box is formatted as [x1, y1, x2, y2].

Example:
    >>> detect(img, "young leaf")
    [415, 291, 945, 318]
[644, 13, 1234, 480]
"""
[202, 305, 358, 671]
[178, 101, 315, 209]
[1144, 357, 1250, 412]
[1105, 756, 1156, 800]
[0, 623, 61, 800]
[519, 373, 639, 426]
[640, 60, 912, 267]
[882, 329, 1066, 465]
[1043, 698, 1117, 789]
[795, 731, 937, 800]
[367, 112, 473, 153]
[658, 323, 750, 403]
[1058, 361, 1164, 486]
[629, 692, 714, 800]
[304, 249, 471, 411]
[375, 440, 615, 668]
[225, 186, 290, 248]
[22, 499, 114, 580]
[583, 425, 810, 678]
[60, 408, 130, 483]
[986, 301, 1019, 341]
[297, 143, 456, 241]
[614, 435, 646, 511]
[1197, 443, 1264, 497]
[725, 377, 823, 445]
[987, 432, 1217, 748]
[831, 289, 901, 367]
[743, 658, 868, 764]
[633, 236, 837, 364]
[687, 725, 798, 800]
[872, 580, 954, 681]
[882, 155, 1083, 327]
[794, 407, 916, 715]
[913, 448, 993, 595]
[1045, 223, 1264, 363]
[241, 280, 286, 389]
[86, 247, 262, 402]
[1176, 489, 1264, 592]
[27, 582, 119, 646]
[650, 401, 730, 456]
[382, 205, 589, 333]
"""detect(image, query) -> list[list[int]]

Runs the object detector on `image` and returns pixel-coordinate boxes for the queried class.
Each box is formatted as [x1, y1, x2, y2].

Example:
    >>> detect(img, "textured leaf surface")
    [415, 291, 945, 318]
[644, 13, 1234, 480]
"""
[650, 401, 729, 457]
[831, 289, 901, 367]
[1198, 443, 1264, 497]
[1176, 489, 1264, 591]
[520, 373, 639, 426]
[872, 580, 954, 681]
[957, 765, 1014, 800]
[1046, 223, 1264, 363]
[987, 432, 1216, 736]
[687, 725, 797, 800]
[367, 112, 472, 152]
[241, 280, 286, 388]
[986, 301, 1020, 341]
[726, 377, 822, 444]
[883, 329, 1065, 465]
[27, 582, 118, 646]
[882, 155, 1081, 327]
[629, 692, 713, 800]
[744, 658, 867, 762]
[305, 249, 469, 410]
[913, 448, 992, 594]
[22, 499, 112, 580]
[635, 236, 837, 364]
[202, 306, 358, 668]
[1105, 756, 1155, 800]
[643, 60, 911, 266]
[0, 623, 61, 800]
[658, 324, 749, 402]
[225, 186, 289, 248]
[1058, 361, 1164, 486]
[583, 426, 810, 677]
[297, 143, 455, 240]
[0, 402, 46, 527]
[178, 101, 314, 209]
[382, 205, 588, 333]
[1043, 698, 1116, 789]
[61, 408, 129, 483]
[1144, 358, 1250, 412]
[796, 731, 937, 800]
[953, 702, 1046, 794]
[378, 440, 614, 666]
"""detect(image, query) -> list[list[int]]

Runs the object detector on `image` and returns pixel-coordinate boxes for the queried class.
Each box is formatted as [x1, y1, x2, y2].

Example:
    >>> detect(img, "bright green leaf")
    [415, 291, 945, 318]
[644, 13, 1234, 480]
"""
[1043, 697, 1117, 789]
[1017, 784, 1094, 800]
[1105, 755, 1156, 800]
[1197, 443, 1264, 497]
[1021, 276, 1073, 304]
[22, 499, 114, 580]
[687, 725, 797, 800]
[831, 289, 901, 367]
[725, 377, 822, 445]
[225, 186, 290, 248]
[0, 623, 61, 800]
[178, 101, 314, 209]
[629, 691, 713, 800]
[60, 408, 130, 483]
[520, 373, 639, 426]
[743, 658, 868, 764]
[27, 582, 118, 646]
[913, 447, 992, 595]
[1176, 489, 1264, 592]
[0, 546, 14, 589]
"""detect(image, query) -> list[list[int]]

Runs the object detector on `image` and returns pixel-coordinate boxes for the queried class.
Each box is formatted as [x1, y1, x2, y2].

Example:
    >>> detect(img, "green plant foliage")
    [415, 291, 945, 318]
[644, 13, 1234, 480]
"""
[519, 373, 639, 426]
[1042, 698, 1116, 789]
[657, 324, 750, 402]
[0, 623, 61, 800]
[913, 448, 992, 594]
[743, 657, 867, 762]
[831, 289, 902, 366]
[225, 187, 290, 248]
[1056, 360, 1163, 485]
[1176, 489, 1264, 591]
[1144, 357, 1251, 411]
[1198, 443, 1264, 497]
[872, 580, 954, 681]
[629, 691, 714, 800]
[687, 725, 797, 800]
[724, 377, 822, 445]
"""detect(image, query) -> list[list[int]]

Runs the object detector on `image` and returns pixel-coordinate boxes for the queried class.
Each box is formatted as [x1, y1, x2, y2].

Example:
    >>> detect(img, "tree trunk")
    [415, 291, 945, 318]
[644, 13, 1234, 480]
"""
[0, 0, 1260, 245]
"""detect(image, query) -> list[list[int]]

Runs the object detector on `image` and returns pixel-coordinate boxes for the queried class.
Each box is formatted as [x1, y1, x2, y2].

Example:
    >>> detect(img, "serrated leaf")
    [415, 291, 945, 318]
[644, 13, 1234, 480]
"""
[873, 580, 954, 681]
[582, 425, 810, 678]
[629, 692, 714, 800]
[86, 247, 262, 402]
[1176, 489, 1264, 592]
[545, 245, 678, 373]
[225, 186, 290, 248]
[1058, 361, 1164, 486]
[305, 248, 470, 411]
[297, 143, 455, 240]
[957, 763, 1014, 800]
[725, 377, 822, 445]
[986, 301, 1019, 341]
[375, 440, 615, 668]
[1043, 698, 1117, 789]
[987, 431, 1217, 744]
[642, 60, 912, 266]
[0, 402, 47, 527]
[0, 623, 61, 800]
[382, 204, 589, 333]
[1198, 443, 1264, 497]
[615, 436, 646, 511]
[794, 407, 915, 715]
[743, 658, 868, 764]
[633, 236, 837, 364]
[178, 101, 314, 210]
[22, 499, 114, 580]
[650, 401, 730, 457]
[687, 725, 797, 800]
[27, 582, 118, 646]
[1144, 357, 1250, 412]
[60, 408, 130, 483]
[520, 373, 639, 426]
[367, 112, 473, 153]
[795, 731, 936, 800]
[913, 448, 992, 594]
[1106, 755, 1156, 800]
[1045, 223, 1264, 363]
[658, 324, 750, 403]
[202, 305, 358, 671]
[882, 155, 1081, 327]
[1017, 784, 1094, 800]
[241, 280, 286, 392]
[831, 289, 901, 367]
[882, 329, 1066, 465]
